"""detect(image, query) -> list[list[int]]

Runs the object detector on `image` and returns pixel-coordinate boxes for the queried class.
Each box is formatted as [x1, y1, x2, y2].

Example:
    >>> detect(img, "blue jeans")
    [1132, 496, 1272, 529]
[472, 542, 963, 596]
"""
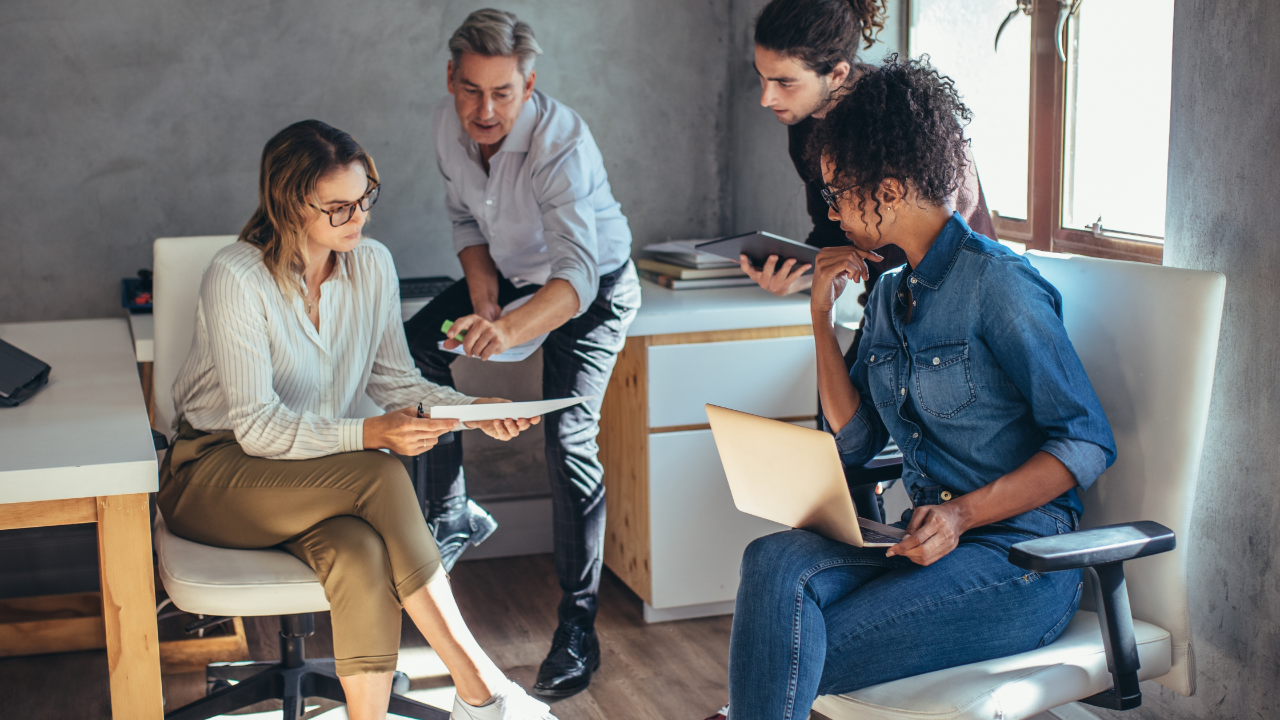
[727, 492, 1083, 720]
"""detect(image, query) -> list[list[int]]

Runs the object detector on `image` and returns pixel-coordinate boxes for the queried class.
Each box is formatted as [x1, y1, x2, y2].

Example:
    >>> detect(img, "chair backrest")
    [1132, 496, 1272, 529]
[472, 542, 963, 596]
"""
[1026, 251, 1225, 698]
[153, 234, 386, 436]
[152, 235, 238, 435]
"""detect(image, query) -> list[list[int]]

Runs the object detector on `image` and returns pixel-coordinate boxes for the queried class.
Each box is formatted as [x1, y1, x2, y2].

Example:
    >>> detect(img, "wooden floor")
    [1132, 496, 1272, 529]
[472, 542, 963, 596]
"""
[0, 554, 734, 719]
[0, 552, 1076, 719]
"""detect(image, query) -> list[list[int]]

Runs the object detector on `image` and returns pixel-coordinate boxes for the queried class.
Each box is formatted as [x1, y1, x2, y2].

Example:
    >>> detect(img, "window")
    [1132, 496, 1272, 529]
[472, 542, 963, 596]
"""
[909, 0, 1031, 221]
[909, 0, 1176, 263]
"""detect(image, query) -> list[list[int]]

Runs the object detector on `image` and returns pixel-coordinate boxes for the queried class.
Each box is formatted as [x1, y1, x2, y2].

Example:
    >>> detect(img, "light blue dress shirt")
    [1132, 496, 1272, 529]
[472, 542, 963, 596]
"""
[434, 89, 633, 317]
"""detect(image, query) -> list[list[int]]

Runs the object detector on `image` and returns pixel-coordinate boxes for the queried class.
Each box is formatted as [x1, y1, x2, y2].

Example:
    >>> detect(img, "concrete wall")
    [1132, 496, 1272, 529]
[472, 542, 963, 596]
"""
[0, 0, 732, 323]
[1100, 1, 1280, 718]
[0, 0, 735, 595]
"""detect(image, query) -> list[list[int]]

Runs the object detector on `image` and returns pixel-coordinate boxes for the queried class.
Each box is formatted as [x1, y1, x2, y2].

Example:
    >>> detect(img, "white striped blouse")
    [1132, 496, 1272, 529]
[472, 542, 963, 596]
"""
[172, 239, 473, 460]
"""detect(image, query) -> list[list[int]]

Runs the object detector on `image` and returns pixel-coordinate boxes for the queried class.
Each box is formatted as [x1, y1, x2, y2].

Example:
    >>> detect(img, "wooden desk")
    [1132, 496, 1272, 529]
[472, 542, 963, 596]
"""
[0, 319, 162, 720]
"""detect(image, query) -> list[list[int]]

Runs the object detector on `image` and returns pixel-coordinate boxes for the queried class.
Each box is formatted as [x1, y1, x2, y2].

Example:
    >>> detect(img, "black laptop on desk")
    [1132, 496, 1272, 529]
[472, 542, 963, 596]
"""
[0, 337, 51, 407]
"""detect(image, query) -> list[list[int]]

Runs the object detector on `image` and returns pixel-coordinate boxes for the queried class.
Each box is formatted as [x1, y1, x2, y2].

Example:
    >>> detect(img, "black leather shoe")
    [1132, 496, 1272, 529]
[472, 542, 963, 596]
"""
[533, 621, 600, 698]
[427, 498, 497, 572]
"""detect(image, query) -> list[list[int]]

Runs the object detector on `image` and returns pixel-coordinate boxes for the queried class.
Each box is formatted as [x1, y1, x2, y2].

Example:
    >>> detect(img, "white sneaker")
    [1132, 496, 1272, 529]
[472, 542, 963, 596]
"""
[450, 680, 557, 720]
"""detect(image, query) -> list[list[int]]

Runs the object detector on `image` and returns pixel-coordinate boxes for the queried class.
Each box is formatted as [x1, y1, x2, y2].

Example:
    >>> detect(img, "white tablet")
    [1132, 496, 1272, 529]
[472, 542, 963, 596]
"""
[430, 395, 596, 422]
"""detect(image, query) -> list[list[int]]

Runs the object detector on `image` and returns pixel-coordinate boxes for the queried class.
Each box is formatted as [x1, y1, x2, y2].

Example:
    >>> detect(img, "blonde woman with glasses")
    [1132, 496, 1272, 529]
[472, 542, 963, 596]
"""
[161, 119, 555, 720]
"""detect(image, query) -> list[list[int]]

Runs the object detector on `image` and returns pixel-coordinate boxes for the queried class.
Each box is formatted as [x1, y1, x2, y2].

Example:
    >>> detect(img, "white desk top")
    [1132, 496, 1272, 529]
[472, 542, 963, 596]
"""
[0, 319, 158, 503]
[628, 280, 813, 337]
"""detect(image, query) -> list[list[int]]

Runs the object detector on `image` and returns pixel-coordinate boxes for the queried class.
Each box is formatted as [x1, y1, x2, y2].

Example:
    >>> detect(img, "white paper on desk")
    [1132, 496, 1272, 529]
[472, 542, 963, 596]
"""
[431, 395, 596, 422]
[437, 294, 548, 362]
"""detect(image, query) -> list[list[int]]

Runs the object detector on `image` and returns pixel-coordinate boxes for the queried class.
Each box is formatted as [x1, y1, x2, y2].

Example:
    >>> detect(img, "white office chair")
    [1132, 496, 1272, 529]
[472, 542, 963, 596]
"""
[813, 252, 1225, 720]
[151, 235, 447, 719]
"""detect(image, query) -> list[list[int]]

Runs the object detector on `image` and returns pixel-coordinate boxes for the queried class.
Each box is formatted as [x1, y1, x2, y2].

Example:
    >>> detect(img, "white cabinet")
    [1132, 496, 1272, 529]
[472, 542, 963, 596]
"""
[600, 309, 817, 623]
[647, 429, 787, 610]
[647, 336, 818, 428]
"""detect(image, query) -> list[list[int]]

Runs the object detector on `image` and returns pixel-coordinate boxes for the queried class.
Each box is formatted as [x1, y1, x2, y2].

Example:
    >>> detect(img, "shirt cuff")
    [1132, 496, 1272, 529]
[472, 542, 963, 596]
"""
[833, 400, 879, 468]
[1041, 438, 1108, 492]
[452, 227, 488, 255]
[429, 391, 477, 407]
[338, 418, 365, 453]
[547, 269, 593, 317]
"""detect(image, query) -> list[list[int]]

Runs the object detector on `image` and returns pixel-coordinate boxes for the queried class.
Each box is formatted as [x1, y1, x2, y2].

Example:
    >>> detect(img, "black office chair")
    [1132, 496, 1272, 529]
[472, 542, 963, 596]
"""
[845, 443, 903, 524]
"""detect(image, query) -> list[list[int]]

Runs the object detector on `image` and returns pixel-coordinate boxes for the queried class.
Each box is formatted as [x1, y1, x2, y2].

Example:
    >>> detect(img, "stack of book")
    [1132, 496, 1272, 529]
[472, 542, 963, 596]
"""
[637, 240, 757, 290]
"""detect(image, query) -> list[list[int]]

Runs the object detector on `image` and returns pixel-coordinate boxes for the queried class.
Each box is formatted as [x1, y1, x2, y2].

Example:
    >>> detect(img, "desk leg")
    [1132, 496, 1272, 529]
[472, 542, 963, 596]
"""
[97, 493, 163, 720]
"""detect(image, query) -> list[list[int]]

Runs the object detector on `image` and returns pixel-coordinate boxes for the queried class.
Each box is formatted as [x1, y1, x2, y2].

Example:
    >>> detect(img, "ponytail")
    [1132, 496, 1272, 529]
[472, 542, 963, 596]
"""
[847, 0, 887, 51]
[755, 0, 888, 75]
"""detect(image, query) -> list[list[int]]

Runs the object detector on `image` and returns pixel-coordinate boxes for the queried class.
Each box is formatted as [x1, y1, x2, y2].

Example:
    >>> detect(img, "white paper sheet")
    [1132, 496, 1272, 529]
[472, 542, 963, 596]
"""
[437, 294, 548, 362]
[431, 395, 596, 422]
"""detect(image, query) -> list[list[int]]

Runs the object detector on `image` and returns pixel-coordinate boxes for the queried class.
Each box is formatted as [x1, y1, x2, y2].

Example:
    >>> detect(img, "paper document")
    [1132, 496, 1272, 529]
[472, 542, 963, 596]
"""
[437, 295, 548, 362]
[431, 396, 596, 422]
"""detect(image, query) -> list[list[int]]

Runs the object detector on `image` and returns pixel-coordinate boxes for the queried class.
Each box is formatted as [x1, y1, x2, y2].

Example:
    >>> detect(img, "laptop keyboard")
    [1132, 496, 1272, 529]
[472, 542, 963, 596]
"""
[862, 527, 902, 545]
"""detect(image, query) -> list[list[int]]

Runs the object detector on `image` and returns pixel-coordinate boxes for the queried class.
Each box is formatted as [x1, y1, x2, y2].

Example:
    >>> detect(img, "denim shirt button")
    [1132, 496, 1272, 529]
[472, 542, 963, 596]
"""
[909, 277, 917, 284]
[870, 355, 876, 362]
[941, 490, 953, 501]
[912, 432, 919, 438]
[901, 388, 906, 395]
[933, 357, 940, 365]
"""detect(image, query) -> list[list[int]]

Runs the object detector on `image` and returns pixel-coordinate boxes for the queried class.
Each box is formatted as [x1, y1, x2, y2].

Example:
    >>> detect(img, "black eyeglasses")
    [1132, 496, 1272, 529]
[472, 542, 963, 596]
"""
[311, 177, 380, 227]
[820, 185, 841, 212]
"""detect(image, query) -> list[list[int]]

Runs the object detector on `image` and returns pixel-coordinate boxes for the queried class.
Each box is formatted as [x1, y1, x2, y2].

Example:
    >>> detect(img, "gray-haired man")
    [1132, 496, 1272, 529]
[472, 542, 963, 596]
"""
[403, 8, 639, 698]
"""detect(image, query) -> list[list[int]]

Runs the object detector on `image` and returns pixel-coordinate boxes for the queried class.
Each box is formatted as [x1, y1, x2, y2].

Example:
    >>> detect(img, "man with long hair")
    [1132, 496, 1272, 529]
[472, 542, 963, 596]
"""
[744, 0, 995, 310]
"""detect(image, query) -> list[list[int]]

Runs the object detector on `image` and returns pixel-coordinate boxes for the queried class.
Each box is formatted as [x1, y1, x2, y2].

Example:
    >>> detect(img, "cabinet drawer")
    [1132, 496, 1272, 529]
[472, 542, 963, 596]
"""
[647, 336, 817, 428]
[647, 429, 788, 609]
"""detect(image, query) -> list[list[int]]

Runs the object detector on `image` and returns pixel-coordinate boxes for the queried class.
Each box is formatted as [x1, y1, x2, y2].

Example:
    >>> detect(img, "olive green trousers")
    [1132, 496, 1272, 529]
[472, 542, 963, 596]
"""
[158, 422, 444, 676]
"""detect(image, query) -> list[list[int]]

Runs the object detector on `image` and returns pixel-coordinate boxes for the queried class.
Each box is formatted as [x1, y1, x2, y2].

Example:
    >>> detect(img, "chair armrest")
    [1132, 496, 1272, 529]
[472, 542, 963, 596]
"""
[1007, 521, 1175, 573]
[844, 452, 904, 487]
[843, 450, 903, 525]
[1008, 520, 1176, 712]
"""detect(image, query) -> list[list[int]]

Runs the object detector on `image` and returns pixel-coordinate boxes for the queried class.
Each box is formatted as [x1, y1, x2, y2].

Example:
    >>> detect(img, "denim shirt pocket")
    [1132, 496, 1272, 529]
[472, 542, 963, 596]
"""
[914, 340, 976, 418]
[866, 345, 898, 409]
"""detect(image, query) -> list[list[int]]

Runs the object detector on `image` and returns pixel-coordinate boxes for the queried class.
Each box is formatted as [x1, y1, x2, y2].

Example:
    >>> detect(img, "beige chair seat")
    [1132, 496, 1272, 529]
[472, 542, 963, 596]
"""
[154, 513, 329, 618]
[813, 612, 1171, 720]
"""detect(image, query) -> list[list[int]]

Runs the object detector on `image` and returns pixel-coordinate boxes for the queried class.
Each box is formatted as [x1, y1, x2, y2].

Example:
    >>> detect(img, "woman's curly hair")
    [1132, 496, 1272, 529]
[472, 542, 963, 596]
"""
[805, 55, 972, 230]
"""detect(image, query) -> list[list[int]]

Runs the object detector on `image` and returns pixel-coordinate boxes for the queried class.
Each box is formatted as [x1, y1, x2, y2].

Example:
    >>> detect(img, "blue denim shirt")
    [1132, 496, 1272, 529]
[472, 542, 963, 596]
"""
[834, 214, 1116, 532]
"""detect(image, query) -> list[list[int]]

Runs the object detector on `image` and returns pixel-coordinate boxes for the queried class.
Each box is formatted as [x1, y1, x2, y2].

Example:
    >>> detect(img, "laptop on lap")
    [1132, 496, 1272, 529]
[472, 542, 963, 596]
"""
[705, 404, 906, 547]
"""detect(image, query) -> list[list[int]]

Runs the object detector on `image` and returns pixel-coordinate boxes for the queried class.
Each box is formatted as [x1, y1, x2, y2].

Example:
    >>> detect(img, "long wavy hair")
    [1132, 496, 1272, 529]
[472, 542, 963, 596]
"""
[238, 120, 378, 297]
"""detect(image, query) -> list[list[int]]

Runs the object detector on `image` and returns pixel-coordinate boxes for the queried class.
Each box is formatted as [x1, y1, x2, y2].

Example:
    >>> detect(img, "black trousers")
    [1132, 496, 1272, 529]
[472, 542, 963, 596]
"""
[403, 262, 641, 627]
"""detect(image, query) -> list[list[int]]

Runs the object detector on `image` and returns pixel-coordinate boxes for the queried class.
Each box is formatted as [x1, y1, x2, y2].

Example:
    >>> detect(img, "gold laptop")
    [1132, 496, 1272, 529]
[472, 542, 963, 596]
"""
[705, 404, 906, 548]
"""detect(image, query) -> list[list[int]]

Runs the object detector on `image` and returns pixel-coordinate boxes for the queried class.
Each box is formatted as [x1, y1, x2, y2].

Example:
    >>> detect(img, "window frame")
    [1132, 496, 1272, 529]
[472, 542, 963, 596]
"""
[908, 0, 1165, 264]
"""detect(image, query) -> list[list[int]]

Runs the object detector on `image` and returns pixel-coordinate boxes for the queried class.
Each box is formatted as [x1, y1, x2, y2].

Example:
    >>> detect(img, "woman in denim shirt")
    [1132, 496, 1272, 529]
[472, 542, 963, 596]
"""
[725, 57, 1117, 720]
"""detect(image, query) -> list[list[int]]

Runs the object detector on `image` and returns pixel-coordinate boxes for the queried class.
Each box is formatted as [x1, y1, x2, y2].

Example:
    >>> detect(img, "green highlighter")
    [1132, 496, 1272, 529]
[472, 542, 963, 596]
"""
[441, 319, 467, 342]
